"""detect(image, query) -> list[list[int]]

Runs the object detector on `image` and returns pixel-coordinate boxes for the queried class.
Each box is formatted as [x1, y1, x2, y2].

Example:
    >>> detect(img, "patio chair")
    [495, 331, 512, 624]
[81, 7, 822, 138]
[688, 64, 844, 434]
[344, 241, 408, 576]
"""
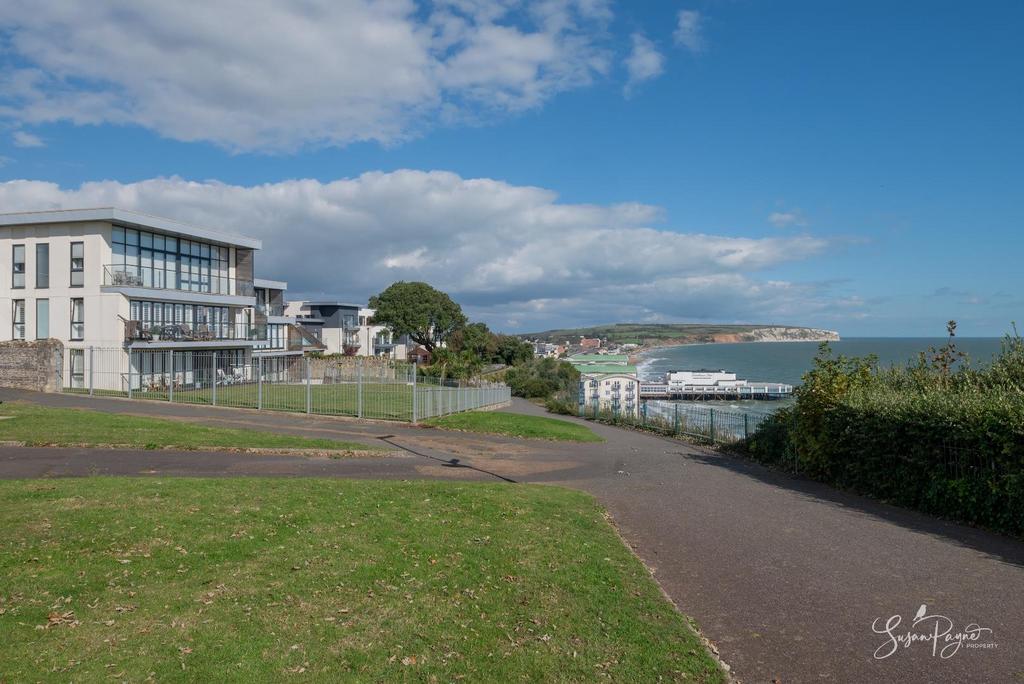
[217, 368, 232, 385]
[178, 325, 195, 340]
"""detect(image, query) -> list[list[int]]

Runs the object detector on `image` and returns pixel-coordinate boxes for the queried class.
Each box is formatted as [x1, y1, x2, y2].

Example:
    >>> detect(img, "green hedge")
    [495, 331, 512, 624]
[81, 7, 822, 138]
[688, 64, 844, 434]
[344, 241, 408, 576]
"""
[741, 334, 1024, 536]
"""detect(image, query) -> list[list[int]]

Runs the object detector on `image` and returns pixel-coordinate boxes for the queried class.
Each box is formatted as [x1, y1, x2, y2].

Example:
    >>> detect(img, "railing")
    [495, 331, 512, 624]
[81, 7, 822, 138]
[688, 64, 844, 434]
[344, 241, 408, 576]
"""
[122, 318, 266, 343]
[256, 304, 285, 317]
[579, 398, 773, 445]
[60, 347, 512, 423]
[103, 264, 255, 297]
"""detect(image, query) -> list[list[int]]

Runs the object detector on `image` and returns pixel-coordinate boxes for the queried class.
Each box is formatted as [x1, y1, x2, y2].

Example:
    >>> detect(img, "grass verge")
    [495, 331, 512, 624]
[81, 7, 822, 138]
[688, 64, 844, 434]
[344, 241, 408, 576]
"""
[0, 403, 382, 452]
[426, 411, 603, 442]
[0, 478, 723, 682]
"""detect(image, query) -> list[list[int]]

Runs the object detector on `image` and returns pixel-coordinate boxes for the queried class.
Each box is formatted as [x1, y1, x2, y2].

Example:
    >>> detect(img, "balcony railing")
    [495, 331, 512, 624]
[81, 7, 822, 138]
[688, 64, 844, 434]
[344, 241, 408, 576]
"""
[256, 303, 285, 317]
[122, 318, 266, 343]
[104, 265, 255, 297]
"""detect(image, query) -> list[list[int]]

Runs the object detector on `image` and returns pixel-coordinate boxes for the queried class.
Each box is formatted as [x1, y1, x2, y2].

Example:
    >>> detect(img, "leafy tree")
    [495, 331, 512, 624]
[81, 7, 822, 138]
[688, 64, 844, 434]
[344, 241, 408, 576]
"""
[493, 335, 534, 366]
[369, 282, 467, 353]
[449, 322, 497, 359]
[504, 357, 580, 398]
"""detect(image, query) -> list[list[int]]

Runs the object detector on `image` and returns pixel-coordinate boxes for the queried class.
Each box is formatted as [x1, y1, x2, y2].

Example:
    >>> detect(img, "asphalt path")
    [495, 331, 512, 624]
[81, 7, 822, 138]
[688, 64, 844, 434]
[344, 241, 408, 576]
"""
[1, 389, 1021, 682]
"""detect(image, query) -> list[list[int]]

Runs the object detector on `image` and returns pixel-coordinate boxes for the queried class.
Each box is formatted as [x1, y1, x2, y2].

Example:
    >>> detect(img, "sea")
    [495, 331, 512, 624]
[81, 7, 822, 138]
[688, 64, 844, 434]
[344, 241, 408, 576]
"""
[636, 337, 1006, 418]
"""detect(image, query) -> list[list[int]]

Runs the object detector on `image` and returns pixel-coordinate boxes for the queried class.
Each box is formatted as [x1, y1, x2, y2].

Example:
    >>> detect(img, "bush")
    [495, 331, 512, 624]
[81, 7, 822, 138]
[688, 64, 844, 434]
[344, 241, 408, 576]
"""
[505, 357, 580, 399]
[741, 329, 1024, 535]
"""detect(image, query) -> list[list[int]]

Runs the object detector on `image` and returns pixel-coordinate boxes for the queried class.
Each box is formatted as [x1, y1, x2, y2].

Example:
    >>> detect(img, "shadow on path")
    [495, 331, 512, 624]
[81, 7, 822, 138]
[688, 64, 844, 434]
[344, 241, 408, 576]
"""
[683, 448, 1024, 568]
[376, 435, 518, 484]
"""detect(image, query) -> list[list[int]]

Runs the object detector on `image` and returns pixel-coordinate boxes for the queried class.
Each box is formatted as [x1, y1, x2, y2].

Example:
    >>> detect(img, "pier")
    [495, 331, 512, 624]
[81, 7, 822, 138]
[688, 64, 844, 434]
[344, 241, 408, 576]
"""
[638, 381, 792, 400]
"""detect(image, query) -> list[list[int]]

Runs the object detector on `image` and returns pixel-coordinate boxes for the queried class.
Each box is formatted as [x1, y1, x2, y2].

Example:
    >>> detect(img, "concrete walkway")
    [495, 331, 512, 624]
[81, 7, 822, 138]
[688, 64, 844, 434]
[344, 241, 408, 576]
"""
[0, 389, 1021, 682]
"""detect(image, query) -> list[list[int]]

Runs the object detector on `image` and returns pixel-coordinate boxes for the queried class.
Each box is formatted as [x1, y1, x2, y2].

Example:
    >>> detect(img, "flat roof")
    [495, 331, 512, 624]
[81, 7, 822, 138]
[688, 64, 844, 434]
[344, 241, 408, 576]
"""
[301, 300, 363, 309]
[570, 354, 630, 363]
[254, 278, 288, 290]
[0, 207, 262, 249]
[580, 365, 638, 375]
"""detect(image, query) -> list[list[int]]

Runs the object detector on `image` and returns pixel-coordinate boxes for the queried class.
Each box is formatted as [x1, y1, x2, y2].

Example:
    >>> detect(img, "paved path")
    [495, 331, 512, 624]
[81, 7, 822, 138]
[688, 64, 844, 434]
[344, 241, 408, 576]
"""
[1, 389, 1021, 682]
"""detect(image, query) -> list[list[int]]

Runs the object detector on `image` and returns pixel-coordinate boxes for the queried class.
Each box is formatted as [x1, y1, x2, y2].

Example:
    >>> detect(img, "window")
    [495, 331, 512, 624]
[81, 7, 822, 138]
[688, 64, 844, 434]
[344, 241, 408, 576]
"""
[12, 245, 25, 288]
[12, 300, 25, 340]
[69, 349, 85, 389]
[70, 242, 84, 287]
[70, 298, 85, 340]
[111, 227, 228, 293]
[36, 243, 49, 288]
[35, 299, 49, 339]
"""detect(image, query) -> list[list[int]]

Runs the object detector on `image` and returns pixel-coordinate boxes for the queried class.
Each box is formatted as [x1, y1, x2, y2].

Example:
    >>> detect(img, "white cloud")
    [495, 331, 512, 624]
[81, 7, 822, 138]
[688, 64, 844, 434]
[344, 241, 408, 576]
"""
[0, 170, 831, 330]
[11, 130, 44, 148]
[0, 0, 613, 152]
[624, 32, 664, 95]
[673, 9, 703, 53]
[768, 210, 808, 228]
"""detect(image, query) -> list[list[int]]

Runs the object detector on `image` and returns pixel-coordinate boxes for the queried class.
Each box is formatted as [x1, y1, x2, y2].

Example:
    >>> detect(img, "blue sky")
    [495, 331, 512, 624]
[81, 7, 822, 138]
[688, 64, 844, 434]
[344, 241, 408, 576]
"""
[1, 0, 1021, 336]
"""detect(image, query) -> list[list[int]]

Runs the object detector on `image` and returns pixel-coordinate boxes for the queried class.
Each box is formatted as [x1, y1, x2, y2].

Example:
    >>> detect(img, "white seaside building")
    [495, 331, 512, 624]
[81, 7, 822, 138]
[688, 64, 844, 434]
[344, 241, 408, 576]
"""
[0, 208, 268, 391]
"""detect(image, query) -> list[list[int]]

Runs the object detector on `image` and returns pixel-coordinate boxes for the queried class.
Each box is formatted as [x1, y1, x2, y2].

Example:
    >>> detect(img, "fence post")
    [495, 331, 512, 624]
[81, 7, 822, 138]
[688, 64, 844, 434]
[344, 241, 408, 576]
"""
[411, 361, 418, 423]
[305, 356, 312, 414]
[127, 349, 133, 399]
[709, 407, 715, 443]
[88, 346, 94, 396]
[743, 413, 749, 439]
[167, 350, 174, 403]
[673, 403, 680, 434]
[211, 353, 217, 406]
[357, 358, 363, 419]
[257, 355, 263, 410]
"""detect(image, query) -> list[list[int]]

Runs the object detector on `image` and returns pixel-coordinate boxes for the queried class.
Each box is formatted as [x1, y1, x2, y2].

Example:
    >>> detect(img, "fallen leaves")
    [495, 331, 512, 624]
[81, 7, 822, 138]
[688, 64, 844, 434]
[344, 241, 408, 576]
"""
[38, 610, 79, 630]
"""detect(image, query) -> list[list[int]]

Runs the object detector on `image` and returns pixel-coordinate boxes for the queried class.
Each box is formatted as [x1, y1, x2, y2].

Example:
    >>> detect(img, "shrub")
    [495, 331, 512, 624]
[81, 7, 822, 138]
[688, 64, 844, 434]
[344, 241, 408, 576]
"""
[742, 328, 1024, 536]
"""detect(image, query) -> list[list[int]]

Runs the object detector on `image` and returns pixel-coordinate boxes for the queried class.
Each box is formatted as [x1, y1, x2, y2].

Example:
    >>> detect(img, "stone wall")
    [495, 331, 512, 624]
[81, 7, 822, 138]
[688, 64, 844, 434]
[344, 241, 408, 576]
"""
[0, 339, 64, 392]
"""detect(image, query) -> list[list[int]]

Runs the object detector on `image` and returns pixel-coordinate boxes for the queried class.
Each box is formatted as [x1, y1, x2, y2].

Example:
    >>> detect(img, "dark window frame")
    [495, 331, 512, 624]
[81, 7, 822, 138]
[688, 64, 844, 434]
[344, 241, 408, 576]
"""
[35, 243, 49, 289]
[70, 297, 85, 341]
[12, 244, 25, 289]
[70, 241, 84, 287]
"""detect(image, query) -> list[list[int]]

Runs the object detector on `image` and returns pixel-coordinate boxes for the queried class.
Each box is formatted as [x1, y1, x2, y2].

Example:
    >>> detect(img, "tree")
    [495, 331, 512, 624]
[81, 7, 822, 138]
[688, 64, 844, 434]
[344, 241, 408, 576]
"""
[449, 322, 497, 359]
[493, 335, 534, 366]
[369, 282, 467, 353]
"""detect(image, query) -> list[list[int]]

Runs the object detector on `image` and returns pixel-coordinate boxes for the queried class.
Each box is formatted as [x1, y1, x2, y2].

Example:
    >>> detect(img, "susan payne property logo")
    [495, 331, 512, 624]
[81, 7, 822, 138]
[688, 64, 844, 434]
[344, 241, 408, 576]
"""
[872, 604, 997, 660]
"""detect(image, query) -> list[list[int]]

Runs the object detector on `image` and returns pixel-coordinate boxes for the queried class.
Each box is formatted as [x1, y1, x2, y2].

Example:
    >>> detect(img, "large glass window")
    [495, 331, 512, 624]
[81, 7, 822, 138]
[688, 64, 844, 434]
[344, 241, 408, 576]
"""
[35, 243, 49, 288]
[35, 299, 49, 339]
[70, 298, 85, 340]
[12, 300, 25, 340]
[12, 245, 25, 288]
[112, 228, 228, 293]
[70, 242, 84, 287]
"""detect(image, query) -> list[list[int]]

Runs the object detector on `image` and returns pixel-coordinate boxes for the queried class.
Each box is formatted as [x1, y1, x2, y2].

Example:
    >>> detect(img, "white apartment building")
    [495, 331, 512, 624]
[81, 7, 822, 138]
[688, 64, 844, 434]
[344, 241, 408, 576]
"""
[0, 208, 264, 391]
[579, 372, 640, 417]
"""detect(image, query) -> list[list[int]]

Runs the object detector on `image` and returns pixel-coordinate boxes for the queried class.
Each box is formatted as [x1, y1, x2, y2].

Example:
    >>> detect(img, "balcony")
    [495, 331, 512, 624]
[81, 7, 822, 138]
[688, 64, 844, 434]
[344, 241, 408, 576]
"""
[104, 265, 255, 298]
[122, 318, 266, 344]
[256, 303, 285, 317]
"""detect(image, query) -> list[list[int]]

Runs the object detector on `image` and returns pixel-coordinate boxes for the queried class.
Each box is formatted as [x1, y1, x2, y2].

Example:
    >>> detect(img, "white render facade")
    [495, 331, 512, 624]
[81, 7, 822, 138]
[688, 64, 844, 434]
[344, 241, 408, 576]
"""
[579, 372, 640, 418]
[0, 208, 263, 391]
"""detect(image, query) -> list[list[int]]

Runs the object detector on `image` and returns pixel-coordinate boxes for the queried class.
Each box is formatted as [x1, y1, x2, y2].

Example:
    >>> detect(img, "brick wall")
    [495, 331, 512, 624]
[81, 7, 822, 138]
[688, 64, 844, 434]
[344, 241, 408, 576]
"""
[0, 339, 64, 392]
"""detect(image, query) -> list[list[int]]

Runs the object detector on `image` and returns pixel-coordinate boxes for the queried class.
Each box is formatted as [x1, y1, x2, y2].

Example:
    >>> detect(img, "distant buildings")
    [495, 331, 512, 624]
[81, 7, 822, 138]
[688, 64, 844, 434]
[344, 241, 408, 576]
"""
[568, 353, 639, 417]
[579, 337, 601, 350]
[283, 301, 408, 360]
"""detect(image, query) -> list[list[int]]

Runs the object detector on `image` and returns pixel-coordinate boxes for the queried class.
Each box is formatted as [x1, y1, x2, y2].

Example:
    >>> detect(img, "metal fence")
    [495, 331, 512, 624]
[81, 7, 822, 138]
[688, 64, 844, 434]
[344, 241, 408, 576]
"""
[578, 397, 773, 444]
[59, 347, 511, 423]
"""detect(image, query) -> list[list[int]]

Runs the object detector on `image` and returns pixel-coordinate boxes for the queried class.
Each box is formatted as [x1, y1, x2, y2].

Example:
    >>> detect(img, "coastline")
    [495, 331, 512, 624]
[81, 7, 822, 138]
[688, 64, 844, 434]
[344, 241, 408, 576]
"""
[626, 335, 840, 367]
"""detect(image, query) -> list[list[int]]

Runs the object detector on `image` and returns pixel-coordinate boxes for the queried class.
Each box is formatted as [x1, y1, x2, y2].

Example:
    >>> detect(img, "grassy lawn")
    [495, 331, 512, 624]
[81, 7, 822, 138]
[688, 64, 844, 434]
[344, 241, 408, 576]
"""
[0, 403, 382, 452]
[0, 478, 723, 682]
[426, 411, 603, 442]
